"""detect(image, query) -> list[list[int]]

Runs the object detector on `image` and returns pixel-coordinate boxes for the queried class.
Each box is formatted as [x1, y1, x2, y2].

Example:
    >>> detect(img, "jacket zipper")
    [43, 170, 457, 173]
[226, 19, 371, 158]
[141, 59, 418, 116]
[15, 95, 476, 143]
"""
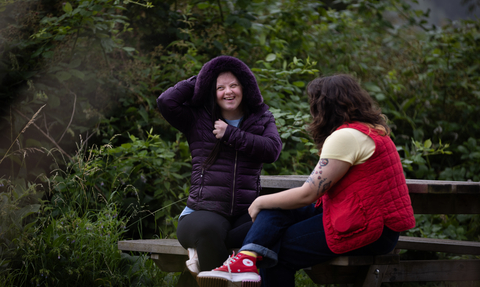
[199, 168, 205, 198]
[231, 151, 238, 215]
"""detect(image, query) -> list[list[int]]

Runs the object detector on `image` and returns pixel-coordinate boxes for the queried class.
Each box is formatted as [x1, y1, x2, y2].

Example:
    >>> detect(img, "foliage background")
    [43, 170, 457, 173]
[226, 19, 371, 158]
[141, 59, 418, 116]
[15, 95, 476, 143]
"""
[0, 0, 479, 285]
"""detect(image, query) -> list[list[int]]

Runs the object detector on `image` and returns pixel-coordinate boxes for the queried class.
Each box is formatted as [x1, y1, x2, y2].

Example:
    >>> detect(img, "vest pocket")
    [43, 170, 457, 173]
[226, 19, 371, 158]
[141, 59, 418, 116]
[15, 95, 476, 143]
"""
[332, 192, 367, 237]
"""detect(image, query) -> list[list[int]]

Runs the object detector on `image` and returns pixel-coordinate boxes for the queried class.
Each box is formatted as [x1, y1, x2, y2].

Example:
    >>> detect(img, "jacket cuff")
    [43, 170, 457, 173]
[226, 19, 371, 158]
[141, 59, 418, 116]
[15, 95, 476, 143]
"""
[221, 125, 235, 147]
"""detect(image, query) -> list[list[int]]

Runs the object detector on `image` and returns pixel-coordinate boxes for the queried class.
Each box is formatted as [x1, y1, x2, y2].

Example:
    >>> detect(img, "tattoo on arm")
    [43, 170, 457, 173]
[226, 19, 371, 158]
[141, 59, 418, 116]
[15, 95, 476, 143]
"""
[306, 158, 332, 196]
[305, 169, 315, 185]
[320, 181, 331, 194]
[316, 178, 326, 196]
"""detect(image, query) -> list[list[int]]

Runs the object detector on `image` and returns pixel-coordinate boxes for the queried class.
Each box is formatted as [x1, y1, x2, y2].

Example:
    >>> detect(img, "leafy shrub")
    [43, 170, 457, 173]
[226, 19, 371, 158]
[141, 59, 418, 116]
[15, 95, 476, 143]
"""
[50, 130, 191, 238]
[253, 56, 319, 175]
[6, 204, 172, 286]
[0, 178, 45, 271]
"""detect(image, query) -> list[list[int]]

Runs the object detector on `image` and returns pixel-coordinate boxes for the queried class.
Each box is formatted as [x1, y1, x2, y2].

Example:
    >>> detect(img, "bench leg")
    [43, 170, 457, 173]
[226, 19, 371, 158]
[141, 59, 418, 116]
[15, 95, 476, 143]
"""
[176, 270, 199, 287]
[355, 264, 387, 287]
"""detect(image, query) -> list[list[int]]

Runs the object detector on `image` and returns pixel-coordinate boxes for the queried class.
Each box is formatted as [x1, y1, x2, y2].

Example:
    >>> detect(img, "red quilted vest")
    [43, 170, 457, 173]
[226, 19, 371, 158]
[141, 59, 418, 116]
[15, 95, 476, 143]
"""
[318, 122, 416, 254]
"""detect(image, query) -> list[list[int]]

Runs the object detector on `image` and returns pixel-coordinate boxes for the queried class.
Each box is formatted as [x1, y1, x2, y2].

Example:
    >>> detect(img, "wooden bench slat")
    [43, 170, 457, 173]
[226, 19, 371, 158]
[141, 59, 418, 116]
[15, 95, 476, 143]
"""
[328, 256, 374, 266]
[118, 239, 188, 255]
[327, 253, 399, 266]
[383, 259, 480, 282]
[260, 176, 480, 214]
[397, 236, 480, 255]
[307, 259, 480, 284]
[260, 176, 480, 195]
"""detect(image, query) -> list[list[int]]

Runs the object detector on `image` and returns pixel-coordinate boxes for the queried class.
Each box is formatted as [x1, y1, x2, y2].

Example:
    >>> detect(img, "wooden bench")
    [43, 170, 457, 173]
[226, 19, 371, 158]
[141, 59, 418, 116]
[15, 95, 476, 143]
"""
[118, 176, 480, 286]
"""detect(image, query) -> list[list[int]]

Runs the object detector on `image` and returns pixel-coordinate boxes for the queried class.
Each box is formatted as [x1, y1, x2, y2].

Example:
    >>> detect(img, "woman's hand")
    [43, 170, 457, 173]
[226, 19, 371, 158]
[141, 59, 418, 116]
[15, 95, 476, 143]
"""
[247, 158, 351, 223]
[248, 197, 264, 222]
[213, 119, 228, 139]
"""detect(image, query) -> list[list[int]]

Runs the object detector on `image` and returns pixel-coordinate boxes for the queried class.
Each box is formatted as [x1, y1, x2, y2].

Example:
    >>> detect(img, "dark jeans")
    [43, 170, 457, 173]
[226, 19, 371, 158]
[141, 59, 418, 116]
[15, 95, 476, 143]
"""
[239, 204, 400, 287]
[177, 210, 253, 271]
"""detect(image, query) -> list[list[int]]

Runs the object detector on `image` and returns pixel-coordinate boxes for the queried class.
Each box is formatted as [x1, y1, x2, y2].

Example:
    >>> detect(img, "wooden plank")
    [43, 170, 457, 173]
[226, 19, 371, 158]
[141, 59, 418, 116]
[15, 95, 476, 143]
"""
[260, 176, 480, 195]
[410, 193, 480, 214]
[118, 239, 187, 255]
[405, 179, 480, 194]
[260, 176, 480, 214]
[328, 256, 374, 266]
[374, 254, 400, 265]
[383, 260, 480, 282]
[397, 236, 480, 255]
[306, 260, 480, 284]
[328, 254, 399, 266]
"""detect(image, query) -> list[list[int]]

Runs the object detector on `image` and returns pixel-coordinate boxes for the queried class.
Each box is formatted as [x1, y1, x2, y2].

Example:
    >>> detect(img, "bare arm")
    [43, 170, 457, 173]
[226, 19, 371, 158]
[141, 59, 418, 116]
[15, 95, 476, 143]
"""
[248, 158, 351, 221]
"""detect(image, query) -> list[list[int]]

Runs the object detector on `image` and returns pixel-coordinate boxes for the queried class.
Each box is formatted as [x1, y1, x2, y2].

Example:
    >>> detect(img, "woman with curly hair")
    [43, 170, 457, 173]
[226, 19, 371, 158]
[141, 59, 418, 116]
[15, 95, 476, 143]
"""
[196, 74, 415, 287]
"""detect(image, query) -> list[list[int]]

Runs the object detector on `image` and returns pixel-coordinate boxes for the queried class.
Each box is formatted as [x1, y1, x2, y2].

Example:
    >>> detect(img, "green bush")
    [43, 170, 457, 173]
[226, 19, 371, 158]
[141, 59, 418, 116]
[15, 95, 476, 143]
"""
[6, 204, 173, 286]
[50, 130, 191, 239]
[0, 178, 45, 270]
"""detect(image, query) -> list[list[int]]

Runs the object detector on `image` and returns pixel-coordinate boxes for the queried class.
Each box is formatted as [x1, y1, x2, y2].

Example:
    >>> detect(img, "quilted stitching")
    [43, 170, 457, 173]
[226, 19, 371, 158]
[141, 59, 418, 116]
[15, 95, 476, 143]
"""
[323, 123, 415, 254]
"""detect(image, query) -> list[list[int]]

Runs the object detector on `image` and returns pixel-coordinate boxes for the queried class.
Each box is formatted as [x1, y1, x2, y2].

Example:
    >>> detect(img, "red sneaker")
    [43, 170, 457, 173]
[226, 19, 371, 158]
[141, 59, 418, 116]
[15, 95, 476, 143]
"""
[196, 252, 261, 287]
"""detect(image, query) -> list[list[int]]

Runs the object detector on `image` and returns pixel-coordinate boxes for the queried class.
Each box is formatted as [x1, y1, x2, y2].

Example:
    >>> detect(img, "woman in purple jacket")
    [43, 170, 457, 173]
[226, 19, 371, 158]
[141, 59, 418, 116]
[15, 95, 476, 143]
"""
[156, 56, 282, 276]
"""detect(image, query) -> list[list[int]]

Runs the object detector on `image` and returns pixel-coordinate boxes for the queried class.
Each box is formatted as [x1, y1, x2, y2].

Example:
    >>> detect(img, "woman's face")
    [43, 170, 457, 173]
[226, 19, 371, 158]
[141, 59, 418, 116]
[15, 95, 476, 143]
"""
[216, 72, 243, 120]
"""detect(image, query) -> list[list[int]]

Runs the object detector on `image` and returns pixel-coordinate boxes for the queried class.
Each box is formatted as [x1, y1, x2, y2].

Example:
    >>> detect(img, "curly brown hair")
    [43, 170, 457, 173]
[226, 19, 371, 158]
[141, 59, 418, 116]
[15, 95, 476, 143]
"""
[306, 74, 390, 151]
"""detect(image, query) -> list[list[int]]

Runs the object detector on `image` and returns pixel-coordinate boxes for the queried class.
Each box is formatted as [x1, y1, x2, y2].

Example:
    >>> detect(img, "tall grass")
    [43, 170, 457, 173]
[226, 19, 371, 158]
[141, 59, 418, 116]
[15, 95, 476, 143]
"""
[5, 204, 174, 286]
[0, 129, 180, 286]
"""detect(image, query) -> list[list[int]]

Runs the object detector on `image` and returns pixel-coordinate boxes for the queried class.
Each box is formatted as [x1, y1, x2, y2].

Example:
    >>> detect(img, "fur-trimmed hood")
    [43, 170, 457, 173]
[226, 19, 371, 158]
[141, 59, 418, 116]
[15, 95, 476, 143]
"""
[192, 55, 264, 109]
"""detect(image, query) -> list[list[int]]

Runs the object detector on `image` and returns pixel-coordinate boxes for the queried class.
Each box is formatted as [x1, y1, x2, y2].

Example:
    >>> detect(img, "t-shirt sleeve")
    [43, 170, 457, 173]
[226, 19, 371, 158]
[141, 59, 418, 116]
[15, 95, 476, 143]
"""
[320, 128, 375, 165]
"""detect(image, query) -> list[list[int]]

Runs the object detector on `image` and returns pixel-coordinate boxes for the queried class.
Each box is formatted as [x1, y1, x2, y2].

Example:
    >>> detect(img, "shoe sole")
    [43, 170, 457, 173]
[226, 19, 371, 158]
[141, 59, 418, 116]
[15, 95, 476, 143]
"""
[197, 276, 261, 287]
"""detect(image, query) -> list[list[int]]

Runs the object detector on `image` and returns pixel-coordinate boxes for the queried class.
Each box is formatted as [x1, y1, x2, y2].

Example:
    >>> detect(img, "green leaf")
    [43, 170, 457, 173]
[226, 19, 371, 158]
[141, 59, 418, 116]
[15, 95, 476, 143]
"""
[122, 47, 136, 52]
[424, 139, 432, 149]
[457, 145, 468, 154]
[281, 132, 291, 139]
[265, 53, 276, 62]
[68, 58, 82, 68]
[126, 107, 137, 113]
[121, 143, 132, 149]
[375, 93, 386, 101]
[43, 51, 54, 59]
[70, 69, 85, 80]
[363, 82, 382, 93]
[63, 2, 72, 13]
[48, 95, 61, 108]
[55, 71, 72, 82]
[292, 81, 305, 88]
[138, 107, 149, 123]
[197, 2, 209, 9]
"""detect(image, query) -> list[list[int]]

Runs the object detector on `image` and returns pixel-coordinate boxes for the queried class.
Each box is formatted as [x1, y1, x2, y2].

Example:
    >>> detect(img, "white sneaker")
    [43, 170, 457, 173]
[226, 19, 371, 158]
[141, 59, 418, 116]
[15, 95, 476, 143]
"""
[186, 248, 200, 277]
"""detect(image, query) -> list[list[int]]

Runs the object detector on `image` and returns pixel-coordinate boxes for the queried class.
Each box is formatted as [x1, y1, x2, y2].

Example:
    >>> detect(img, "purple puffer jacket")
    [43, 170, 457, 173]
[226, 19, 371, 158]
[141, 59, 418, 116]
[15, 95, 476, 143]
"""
[157, 56, 282, 217]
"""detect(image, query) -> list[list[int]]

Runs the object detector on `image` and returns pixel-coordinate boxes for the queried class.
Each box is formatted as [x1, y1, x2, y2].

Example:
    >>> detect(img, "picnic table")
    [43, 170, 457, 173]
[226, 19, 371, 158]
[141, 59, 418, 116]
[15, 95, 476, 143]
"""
[118, 175, 480, 286]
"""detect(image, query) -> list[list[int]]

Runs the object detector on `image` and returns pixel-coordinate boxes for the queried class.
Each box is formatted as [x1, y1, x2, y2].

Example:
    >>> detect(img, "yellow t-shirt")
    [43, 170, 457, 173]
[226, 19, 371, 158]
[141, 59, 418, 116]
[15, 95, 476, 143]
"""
[320, 128, 375, 165]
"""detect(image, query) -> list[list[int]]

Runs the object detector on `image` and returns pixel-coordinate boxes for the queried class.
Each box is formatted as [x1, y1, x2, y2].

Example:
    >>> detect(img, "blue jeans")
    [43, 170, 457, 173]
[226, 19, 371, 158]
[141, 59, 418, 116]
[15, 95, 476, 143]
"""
[239, 204, 400, 287]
